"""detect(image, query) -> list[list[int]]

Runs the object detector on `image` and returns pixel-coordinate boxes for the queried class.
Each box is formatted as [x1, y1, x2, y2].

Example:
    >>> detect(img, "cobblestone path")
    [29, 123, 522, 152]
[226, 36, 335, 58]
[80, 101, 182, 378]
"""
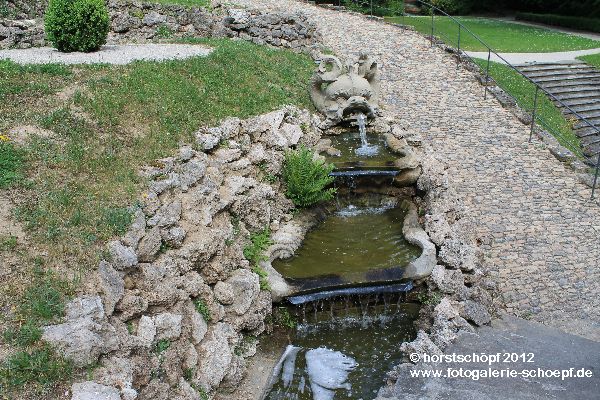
[234, 0, 600, 340]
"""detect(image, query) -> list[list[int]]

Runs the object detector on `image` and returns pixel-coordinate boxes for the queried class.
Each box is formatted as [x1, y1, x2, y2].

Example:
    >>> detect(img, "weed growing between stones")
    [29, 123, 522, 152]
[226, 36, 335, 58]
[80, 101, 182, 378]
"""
[193, 298, 212, 322]
[259, 161, 279, 184]
[417, 290, 443, 306]
[155, 24, 174, 39]
[153, 339, 171, 355]
[282, 145, 336, 208]
[234, 335, 258, 356]
[243, 227, 273, 290]
[272, 307, 297, 329]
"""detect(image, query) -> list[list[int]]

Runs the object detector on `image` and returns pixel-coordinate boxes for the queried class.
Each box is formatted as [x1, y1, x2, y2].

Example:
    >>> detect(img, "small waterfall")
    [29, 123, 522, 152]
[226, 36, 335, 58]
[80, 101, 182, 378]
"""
[354, 113, 379, 157]
[358, 113, 368, 147]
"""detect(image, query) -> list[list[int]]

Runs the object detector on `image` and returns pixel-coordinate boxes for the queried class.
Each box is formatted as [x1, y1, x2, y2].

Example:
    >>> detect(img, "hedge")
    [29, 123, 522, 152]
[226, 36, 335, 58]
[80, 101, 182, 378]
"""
[515, 12, 600, 34]
[508, 1, 600, 18]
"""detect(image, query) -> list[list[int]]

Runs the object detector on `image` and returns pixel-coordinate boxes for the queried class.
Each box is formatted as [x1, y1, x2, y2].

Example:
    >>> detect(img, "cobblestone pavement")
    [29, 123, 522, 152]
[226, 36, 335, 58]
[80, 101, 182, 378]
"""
[235, 0, 600, 340]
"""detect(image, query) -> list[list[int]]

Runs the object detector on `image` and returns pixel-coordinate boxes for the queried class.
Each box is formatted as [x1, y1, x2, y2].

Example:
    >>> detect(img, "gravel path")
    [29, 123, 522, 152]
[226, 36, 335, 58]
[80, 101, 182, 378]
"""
[0, 44, 212, 65]
[234, 0, 600, 339]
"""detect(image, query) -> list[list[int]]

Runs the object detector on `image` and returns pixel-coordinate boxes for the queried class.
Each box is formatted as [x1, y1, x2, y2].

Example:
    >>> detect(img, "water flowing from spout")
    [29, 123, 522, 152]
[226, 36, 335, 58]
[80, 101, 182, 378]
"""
[358, 113, 368, 147]
[354, 113, 379, 157]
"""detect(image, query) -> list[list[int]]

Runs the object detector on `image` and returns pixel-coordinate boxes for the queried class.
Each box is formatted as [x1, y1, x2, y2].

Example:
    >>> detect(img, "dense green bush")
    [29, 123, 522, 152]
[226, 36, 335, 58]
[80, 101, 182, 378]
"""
[282, 145, 336, 208]
[45, 0, 109, 53]
[515, 12, 600, 33]
[332, 0, 404, 17]
[507, 0, 600, 18]
[427, 0, 474, 14]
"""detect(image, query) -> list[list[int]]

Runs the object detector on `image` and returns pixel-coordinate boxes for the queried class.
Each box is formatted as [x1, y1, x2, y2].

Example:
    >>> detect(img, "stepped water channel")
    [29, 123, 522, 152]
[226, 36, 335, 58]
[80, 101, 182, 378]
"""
[263, 115, 424, 400]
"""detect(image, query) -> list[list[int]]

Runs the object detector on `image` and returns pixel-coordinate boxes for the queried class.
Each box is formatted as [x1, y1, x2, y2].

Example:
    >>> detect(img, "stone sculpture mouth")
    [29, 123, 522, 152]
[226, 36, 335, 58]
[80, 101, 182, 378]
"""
[340, 97, 375, 122]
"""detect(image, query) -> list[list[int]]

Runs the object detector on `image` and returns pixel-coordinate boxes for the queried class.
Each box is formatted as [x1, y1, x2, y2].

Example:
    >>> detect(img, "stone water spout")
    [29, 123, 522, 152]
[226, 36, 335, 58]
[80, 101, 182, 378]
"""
[310, 52, 380, 129]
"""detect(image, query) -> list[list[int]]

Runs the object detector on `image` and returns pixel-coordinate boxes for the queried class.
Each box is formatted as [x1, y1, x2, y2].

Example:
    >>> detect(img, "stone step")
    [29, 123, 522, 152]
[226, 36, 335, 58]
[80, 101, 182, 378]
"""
[518, 62, 588, 72]
[533, 73, 600, 84]
[529, 72, 600, 85]
[559, 97, 600, 109]
[583, 141, 600, 157]
[540, 78, 600, 89]
[581, 134, 600, 147]
[564, 105, 600, 116]
[574, 116, 600, 129]
[574, 125, 600, 138]
[547, 85, 600, 95]
[555, 90, 600, 101]
[522, 67, 599, 79]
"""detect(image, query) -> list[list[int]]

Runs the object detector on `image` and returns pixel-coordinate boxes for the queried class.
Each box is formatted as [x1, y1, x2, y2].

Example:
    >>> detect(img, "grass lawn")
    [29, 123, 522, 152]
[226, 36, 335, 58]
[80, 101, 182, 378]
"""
[387, 16, 600, 52]
[0, 38, 314, 397]
[472, 59, 582, 157]
[578, 53, 600, 68]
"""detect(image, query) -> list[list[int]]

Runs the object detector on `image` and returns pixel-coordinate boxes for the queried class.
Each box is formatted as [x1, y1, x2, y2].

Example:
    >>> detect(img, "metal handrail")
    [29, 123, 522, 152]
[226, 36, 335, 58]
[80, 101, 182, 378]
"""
[413, 0, 600, 198]
[330, 0, 600, 198]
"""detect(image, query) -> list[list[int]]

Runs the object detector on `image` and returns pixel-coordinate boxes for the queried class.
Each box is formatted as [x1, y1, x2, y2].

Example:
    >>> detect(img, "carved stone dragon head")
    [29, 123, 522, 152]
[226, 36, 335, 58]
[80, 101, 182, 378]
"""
[310, 52, 380, 129]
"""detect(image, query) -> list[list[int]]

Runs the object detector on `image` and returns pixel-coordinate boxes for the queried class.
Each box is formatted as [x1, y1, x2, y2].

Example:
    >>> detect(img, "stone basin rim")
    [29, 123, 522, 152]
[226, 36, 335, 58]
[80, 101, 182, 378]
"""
[285, 280, 415, 305]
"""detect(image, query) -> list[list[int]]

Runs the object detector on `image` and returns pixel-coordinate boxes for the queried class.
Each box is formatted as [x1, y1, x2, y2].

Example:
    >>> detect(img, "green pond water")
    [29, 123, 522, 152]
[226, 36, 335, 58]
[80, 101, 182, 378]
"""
[264, 303, 420, 400]
[325, 131, 398, 168]
[273, 203, 421, 282]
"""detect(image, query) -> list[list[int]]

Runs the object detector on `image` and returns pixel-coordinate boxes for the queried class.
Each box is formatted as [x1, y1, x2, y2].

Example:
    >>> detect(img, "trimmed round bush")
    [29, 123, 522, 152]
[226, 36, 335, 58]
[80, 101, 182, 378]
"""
[45, 0, 110, 53]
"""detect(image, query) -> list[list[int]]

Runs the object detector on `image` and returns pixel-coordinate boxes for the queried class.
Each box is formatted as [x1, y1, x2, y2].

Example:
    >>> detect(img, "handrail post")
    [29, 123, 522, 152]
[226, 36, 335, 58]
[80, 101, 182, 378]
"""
[370, 0, 373, 16]
[592, 153, 600, 200]
[430, 9, 434, 46]
[529, 86, 540, 142]
[457, 24, 461, 68]
[484, 50, 490, 99]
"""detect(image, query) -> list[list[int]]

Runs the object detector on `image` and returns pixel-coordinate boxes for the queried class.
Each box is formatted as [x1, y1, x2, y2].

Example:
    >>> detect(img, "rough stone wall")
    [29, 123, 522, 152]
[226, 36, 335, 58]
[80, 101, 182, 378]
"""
[106, 0, 218, 44]
[0, 1, 320, 52]
[222, 8, 320, 52]
[0, 18, 44, 49]
[42, 106, 324, 400]
[2, 0, 47, 19]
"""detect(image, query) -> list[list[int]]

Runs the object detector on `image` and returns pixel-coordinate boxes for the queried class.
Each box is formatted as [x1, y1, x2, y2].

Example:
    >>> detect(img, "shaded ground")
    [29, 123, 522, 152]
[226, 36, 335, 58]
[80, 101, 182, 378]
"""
[378, 316, 600, 400]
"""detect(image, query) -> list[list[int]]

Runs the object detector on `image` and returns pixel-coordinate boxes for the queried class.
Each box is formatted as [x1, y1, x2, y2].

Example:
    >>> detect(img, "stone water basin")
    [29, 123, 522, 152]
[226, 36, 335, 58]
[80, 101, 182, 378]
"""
[325, 130, 398, 169]
[264, 302, 420, 400]
[272, 199, 421, 289]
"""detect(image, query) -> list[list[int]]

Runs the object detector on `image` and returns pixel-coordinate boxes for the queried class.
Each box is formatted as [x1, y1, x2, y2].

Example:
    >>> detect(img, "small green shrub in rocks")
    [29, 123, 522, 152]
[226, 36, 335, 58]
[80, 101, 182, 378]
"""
[193, 298, 211, 322]
[283, 145, 336, 208]
[243, 228, 273, 290]
[45, 0, 110, 53]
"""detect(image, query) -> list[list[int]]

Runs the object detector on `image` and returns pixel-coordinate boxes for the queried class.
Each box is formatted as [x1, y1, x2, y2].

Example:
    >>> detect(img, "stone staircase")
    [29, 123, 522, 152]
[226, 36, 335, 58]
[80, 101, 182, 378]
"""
[517, 61, 600, 159]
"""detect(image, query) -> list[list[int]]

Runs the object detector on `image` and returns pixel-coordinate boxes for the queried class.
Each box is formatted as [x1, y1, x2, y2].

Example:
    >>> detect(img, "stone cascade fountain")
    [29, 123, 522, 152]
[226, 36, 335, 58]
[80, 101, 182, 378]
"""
[261, 54, 437, 400]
